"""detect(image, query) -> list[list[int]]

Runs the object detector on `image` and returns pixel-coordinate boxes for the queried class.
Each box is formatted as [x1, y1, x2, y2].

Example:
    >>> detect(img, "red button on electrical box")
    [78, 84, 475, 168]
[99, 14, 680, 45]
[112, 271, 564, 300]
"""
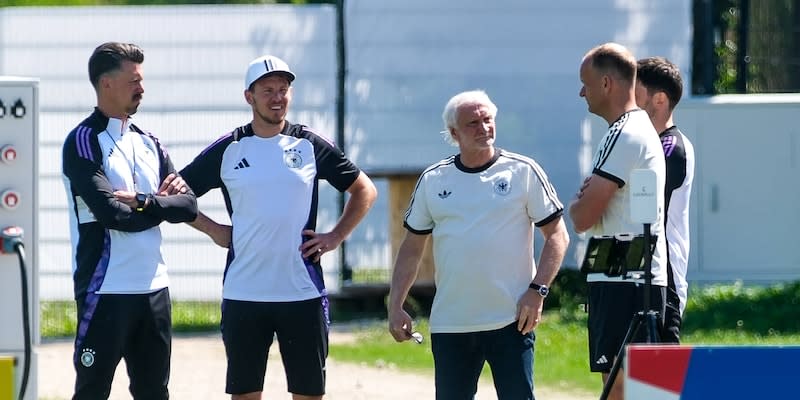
[1, 190, 20, 210]
[1, 145, 16, 163]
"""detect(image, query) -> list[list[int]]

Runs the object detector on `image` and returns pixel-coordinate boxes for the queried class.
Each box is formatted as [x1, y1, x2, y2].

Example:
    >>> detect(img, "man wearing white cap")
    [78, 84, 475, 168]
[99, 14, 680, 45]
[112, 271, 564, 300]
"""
[179, 55, 377, 400]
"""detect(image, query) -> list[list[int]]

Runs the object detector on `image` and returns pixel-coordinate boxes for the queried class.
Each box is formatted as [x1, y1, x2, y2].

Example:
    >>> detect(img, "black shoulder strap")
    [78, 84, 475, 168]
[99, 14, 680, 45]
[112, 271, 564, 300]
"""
[129, 123, 145, 135]
[287, 123, 308, 137]
[233, 125, 247, 141]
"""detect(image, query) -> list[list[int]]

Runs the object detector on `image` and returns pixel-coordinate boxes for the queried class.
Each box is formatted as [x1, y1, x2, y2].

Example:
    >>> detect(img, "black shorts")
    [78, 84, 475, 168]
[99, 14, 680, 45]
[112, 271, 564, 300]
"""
[221, 297, 328, 396]
[662, 260, 683, 344]
[73, 288, 171, 400]
[587, 282, 665, 373]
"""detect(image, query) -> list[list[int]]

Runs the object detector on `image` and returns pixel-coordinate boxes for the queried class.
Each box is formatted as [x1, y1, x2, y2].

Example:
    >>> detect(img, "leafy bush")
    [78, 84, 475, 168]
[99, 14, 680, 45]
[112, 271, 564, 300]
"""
[547, 268, 588, 320]
[545, 271, 800, 335]
[683, 281, 800, 335]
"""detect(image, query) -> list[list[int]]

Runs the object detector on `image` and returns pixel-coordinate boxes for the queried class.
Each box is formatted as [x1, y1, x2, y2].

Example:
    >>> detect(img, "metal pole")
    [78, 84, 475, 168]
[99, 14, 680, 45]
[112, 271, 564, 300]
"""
[737, 0, 750, 93]
[701, 0, 716, 94]
[335, 0, 352, 283]
[793, 1, 800, 91]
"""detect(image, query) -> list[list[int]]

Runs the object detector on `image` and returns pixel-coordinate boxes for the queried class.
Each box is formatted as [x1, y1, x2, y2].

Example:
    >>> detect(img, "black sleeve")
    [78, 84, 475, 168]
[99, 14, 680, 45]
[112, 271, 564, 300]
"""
[663, 137, 688, 212]
[304, 129, 359, 192]
[143, 141, 198, 223]
[62, 131, 162, 232]
[179, 133, 233, 198]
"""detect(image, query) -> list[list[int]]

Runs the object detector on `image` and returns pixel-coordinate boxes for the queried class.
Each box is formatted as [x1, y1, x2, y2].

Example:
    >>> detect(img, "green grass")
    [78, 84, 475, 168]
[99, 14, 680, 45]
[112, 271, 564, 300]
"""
[328, 315, 601, 395]
[329, 313, 800, 395]
[39, 281, 800, 395]
[41, 300, 221, 338]
[40, 301, 76, 338]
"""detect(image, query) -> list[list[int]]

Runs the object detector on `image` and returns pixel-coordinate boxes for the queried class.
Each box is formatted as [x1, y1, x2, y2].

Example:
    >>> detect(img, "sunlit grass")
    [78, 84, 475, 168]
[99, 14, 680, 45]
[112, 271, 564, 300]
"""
[40, 280, 800, 395]
[41, 300, 221, 338]
[328, 311, 800, 394]
[329, 315, 601, 394]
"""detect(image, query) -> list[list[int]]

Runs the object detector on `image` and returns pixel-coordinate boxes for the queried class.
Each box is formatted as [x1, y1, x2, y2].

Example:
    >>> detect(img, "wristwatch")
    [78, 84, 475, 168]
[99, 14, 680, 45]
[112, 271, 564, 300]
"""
[528, 282, 550, 297]
[135, 192, 148, 211]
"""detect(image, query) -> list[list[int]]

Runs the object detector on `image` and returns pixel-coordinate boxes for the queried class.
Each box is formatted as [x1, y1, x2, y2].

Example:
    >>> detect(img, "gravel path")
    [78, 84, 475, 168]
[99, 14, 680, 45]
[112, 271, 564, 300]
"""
[38, 332, 595, 400]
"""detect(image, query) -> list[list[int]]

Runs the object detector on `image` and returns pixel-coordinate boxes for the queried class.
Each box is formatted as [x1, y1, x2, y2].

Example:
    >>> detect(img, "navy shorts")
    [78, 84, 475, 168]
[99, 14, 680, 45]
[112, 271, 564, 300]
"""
[221, 297, 328, 396]
[431, 322, 535, 400]
[587, 281, 666, 373]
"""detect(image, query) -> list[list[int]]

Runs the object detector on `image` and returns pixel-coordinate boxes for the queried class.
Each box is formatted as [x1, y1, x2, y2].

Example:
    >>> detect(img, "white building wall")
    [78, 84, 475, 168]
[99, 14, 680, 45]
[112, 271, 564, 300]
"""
[0, 5, 340, 300]
[345, 0, 692, 266]
[1, 2, 700, 300]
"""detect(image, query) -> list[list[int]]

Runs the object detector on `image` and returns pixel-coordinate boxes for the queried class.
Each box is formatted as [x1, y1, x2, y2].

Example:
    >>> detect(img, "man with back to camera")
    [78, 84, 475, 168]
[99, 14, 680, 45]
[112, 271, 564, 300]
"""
[62, 42, 198, 399]
[388, 90, 569, 400]
[570, 43, 668, 400]
[179, 54, 377, 400]
[635, 56, 696, 343]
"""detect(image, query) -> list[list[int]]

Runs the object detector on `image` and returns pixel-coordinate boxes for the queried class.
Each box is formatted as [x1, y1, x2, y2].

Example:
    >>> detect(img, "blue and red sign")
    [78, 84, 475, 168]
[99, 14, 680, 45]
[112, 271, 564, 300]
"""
[626, 345, 800, 399]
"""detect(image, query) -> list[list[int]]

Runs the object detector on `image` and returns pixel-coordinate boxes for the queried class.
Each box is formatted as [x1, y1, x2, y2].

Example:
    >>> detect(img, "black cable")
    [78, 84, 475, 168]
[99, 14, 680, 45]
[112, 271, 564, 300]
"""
[15, 242, 30, 400]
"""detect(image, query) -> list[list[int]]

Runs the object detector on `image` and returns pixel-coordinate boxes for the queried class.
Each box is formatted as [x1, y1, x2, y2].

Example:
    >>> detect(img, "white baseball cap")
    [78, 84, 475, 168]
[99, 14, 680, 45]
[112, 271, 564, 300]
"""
[244, 55, 295, 90]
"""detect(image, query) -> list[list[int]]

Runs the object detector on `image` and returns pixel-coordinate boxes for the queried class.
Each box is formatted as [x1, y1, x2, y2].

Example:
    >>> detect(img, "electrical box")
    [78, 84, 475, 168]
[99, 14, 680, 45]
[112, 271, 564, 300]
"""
[0, 77, 39, 400]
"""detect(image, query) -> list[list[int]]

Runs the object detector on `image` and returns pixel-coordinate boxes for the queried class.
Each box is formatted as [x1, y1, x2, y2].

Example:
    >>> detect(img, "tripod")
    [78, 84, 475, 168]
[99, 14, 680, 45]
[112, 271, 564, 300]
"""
[598, 223, 660, 400]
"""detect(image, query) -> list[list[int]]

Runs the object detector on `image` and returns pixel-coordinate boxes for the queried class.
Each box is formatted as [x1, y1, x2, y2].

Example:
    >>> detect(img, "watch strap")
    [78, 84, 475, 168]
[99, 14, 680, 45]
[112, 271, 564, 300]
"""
[528, 282, 549, 297]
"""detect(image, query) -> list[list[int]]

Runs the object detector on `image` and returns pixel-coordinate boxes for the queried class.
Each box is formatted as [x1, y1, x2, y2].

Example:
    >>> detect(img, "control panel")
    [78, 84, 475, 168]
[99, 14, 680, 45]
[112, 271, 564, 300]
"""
[0, 77, 39, 400]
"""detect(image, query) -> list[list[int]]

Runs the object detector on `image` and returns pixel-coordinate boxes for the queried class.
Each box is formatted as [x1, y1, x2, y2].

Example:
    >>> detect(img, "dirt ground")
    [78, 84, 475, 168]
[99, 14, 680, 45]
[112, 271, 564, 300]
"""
[38, 331, 595, 400]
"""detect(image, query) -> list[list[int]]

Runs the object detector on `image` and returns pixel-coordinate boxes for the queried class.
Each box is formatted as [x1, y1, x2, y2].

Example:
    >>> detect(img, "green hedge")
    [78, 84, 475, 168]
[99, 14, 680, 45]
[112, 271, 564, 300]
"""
[683, 281, 800, 334]
[40, 279, 800, 338]
[547, 271, 800, 335]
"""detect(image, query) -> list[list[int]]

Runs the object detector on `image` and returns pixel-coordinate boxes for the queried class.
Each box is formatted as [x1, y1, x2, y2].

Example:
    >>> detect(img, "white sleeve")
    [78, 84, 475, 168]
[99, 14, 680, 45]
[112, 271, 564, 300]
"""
[403, 174, 434, 234]
[526, 162, 564, 227]
[593, 130, 638, 188]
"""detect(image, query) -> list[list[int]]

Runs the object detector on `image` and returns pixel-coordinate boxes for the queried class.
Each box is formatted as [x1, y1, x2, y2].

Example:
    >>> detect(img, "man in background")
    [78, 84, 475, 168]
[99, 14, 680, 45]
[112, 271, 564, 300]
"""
[636, 56, 696, 343]
[570, 42, 667, 400]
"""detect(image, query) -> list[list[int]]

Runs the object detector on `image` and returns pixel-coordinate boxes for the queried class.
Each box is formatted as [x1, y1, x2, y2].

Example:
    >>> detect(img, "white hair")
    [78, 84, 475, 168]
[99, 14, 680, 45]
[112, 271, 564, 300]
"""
[440, 90, 498, 146]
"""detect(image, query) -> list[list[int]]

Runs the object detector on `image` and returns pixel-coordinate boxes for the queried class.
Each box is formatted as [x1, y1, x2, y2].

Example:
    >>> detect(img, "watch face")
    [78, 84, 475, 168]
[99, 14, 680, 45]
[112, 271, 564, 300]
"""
[539, 287, 550, 296]
[136, 193, 147, 207]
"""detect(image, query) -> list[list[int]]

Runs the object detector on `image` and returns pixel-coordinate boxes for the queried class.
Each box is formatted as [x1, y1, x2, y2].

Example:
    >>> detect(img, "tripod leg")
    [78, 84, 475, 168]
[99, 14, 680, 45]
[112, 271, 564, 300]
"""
[599, 312, 644, 400]
[645, 310, 661, 343]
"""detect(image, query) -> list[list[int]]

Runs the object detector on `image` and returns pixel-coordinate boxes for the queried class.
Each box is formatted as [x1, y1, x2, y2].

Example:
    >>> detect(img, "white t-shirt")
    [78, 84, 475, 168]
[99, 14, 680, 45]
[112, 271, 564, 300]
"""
[404, 149, 563, 333]
[181, 122, 360, 302]
[585, 110, 668, 286]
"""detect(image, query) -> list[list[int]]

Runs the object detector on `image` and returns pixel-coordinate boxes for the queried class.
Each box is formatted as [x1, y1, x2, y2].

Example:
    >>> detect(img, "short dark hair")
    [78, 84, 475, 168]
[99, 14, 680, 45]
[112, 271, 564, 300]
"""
[637, 57, 683, 110]
[589, 43, 637, 83]
[88, 42, 144, 88]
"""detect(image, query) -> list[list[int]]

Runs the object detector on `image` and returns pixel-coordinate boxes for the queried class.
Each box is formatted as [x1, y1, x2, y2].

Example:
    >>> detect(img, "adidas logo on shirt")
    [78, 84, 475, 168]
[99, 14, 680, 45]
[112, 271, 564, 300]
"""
[234, 158, 251, 170]
[438, 190, 452, 199]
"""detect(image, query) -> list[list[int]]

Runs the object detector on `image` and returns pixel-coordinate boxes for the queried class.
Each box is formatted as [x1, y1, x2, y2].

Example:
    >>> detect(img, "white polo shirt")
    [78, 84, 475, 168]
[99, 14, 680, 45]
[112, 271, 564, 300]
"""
[404, 149, 563, 333]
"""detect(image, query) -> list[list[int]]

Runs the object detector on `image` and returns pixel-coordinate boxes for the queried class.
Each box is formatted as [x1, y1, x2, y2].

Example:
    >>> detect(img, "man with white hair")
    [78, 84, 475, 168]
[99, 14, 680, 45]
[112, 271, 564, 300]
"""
[388, 90, 569, 399]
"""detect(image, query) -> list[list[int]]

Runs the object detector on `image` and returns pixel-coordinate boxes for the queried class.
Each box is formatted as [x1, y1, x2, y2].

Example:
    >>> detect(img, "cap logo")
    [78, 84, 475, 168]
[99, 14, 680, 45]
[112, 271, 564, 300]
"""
[246, 55, 295, 89]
